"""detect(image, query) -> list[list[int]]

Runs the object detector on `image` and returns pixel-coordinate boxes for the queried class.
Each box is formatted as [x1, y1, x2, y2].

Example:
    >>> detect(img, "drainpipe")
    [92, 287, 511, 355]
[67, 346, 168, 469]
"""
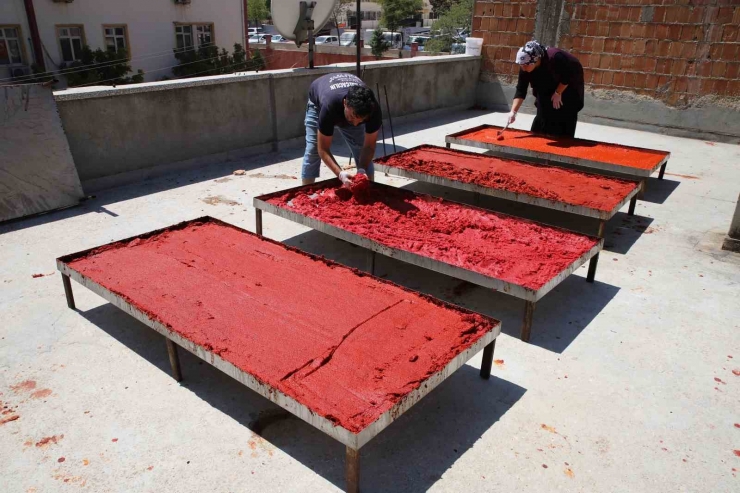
[244, 0, 250, 52]
[23, 0, 45, 71]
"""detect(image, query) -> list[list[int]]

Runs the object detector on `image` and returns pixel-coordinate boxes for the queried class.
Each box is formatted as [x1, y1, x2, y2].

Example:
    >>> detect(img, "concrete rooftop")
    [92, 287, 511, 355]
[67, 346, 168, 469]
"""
[1, 110, 739, 492]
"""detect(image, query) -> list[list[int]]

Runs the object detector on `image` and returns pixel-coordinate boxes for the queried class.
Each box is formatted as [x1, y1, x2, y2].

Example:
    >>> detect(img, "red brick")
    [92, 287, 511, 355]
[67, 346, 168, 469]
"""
[668, 42, 684, 57]
[502, 4, 513, 17]
[680, 42, 697, 58]
[688, 7, 704, 23]
[593, 37, 606, 52]
[589, 22, 601, 36]
[657, 75, 671, 91]
[494, 3, 504, 17]
[676, 6, 692, 23]
[709, 44, 723, 59]
[664, 6, 679, 22]
[734, 7, 740, 24]
[699, 78, 714, 95]
[696, 61, 711, 77]
[669, 25, 682, 40]
[511, 4, 521, 18]
[634, 73, 648, 88]
[706, 24, 723, 43]
[655, 59, 670, 74]
[722, 25, 738, 42]
[604, 38, 617, 52]
[633, 39, 647, 53]
[602, 71, 615, 85]
[712, 62, 727, 78]
[673, 77, 688, 92]
[713, 79, 729, 95]
[598, 22, 611, 37]
[656, 41, 671, 57]
[623, 72, 636, 89]
[686, 77, 702, 94]
[726, 62, 740, 80]
[598, 55, 610, 69]
[655, 24, 670, 39]
[644, 57, 658, 73]
[621, 56, 635, 69]
[613, 71, 626, 86]
[592, 71, 604, 85]
[646, 74, 660, 89]
[475, 3, 487, 17]
[673, 59, 688, 75]
[717, 7, 734, 24]
[644, 39, 657, 55]
[654, 7, 667, 22]
[728, 80, 740, 97]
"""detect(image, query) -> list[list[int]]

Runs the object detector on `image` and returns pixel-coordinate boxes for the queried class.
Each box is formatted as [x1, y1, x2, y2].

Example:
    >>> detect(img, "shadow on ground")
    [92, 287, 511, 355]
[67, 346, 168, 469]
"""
[641, 177, 680, 204]
[283, 229, 620, 353]
[79, 303, 525, 493]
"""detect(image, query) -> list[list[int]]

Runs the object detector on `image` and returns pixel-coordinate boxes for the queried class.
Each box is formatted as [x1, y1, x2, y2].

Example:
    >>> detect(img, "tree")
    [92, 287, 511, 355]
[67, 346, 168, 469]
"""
[429, 0, 453, 17]
[173, 43, 253, 78]
[376, 0, 423, 46]
[369, 28, 391, 59]
[63, 47, 144, 87]
[424, 0, 473, 53]
[249, 0, 270, 25]
[331, 0, 354, 38]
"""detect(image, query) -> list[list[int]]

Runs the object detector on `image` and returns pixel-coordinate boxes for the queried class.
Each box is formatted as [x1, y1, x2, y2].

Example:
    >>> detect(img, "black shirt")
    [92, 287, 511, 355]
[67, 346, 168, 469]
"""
[514, 47, 584, 116]
[308, 73, 382, 136]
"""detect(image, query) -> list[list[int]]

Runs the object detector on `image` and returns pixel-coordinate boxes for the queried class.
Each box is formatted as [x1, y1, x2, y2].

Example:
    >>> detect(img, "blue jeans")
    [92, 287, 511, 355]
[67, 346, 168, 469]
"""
[301, 101, 373, 179]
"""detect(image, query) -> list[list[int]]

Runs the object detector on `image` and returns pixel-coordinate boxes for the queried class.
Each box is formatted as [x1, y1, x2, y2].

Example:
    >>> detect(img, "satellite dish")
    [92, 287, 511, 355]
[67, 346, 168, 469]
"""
[272, 0, 338, 41]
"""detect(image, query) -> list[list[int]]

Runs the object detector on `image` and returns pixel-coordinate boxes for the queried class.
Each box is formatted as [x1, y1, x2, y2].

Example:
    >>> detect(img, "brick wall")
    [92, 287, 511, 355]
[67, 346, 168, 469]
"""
[473, 0, 538, 82]
[474, 0, 740, 105]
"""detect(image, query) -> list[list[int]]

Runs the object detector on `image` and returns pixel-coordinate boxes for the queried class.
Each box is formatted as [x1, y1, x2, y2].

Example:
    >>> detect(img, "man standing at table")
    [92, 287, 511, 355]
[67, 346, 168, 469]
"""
[301, 73, 381, 186]
[506, 41, 585, 138]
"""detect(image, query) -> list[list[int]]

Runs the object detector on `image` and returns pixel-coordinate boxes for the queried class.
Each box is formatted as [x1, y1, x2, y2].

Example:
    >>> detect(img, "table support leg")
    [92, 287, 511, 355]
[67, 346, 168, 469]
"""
[638, 179, 647, 199]
[166, 338, 182, 382]
[479, 339, 496, 379]
[367, 250, 375, 275]
[255, 209, 263, 236]
[587, 253, 599, 283]
[346, 446, 360, 493]
[658, 162, 667, 180]
[520, 301, 536, 342]
[628, 195, 637, 216]
[62, 274, 75, 309]
[597, 220, 606, 238]
[445, 142, 451, 149]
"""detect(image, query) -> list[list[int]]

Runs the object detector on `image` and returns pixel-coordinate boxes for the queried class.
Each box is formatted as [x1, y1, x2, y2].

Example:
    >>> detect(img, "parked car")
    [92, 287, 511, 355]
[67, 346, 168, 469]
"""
[381, 32, 403, 49]
[249, 34, 285, 44]
[403, 35, 430, 51]
[247, 27, 263, 37]
[315, 35, 339, 45]
[340, 31, 357, 46]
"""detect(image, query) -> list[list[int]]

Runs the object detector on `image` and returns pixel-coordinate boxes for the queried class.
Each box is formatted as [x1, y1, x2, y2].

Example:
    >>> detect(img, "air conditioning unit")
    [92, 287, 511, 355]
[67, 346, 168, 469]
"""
[11, 66, 32, 80]
[174, 0, 191, 4]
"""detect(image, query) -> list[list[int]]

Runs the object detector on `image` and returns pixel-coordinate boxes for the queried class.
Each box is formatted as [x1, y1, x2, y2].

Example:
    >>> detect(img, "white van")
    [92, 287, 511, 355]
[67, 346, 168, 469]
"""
[340, 31, 357, 46]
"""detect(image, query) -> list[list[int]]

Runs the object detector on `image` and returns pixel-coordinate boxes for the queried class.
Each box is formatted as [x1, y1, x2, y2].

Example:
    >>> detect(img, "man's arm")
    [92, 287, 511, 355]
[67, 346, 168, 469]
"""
[358, 131, 378, 178]
[317, 131, 342, 176]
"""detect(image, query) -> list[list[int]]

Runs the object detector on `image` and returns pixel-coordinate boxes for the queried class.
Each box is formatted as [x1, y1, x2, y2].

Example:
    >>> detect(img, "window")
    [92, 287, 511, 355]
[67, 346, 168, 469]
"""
[57, 26, 85, 62]
[175, 23, 213, 51]
[104, 25, 128, 54]
[0, 26, 23, 65]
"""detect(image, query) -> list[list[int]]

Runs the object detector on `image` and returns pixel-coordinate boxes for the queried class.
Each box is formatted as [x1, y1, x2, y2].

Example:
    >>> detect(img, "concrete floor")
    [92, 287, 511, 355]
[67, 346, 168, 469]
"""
[1, 109, 739, 493]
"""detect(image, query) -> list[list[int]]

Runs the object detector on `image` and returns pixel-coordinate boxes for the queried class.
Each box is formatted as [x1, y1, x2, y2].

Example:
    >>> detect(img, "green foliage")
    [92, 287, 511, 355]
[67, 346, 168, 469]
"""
[425, 0, 473, 53]
[376, 0, 423, 42]
[173, 43, 258, 78]
[369, 28, 391, 59]
[429, 0, 453, 17]
[249, 0, 270, 23]
[63, 46, 143, 87]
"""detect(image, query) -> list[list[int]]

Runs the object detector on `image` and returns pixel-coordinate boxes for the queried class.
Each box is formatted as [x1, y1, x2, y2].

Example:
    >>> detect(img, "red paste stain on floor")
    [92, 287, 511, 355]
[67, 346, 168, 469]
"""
[0, 414, 19, 425]
[268, 183, 599, 291]
[494, 359, 505, 368]
[35, 435, 64, 448]
[31, 389, 52, 399]
[715, 377, 727, 384]
[732, 369, 740, 376]
[65, 220, 498, 434]
[11, 380, 37, 393]
[564, 467, 575, 478]
[664, 172, 700, 180]
[458, 126, 668, 170]
[734, 450, 740, 457]
[376, 145, 638, 212]
[541, 424, 557, 433]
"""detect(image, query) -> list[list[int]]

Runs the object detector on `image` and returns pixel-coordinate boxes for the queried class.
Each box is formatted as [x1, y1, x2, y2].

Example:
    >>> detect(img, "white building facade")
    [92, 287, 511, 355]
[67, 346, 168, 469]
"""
[1, 0, 247, 84]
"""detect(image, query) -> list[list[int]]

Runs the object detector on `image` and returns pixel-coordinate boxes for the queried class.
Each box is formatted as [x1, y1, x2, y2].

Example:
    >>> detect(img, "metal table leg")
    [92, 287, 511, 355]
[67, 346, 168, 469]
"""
[346, 446, 360, 493]
[520, 301, 536, 342]
[446, 142, 451, 149]
[255, 209, 263, 236]
[658, 162, 667, 180]
[166, 338, 182, 382]
[586, 253, 599, 283]
[628, 195, 637, 216]
[597, 220, 606, 238]
[62, 274, 75, 309]
[479, 339, 496, 379]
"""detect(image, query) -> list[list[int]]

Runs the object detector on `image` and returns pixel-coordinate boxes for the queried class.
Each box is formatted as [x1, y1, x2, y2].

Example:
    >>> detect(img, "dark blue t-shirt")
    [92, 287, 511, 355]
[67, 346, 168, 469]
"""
[308, 73, 382, 136]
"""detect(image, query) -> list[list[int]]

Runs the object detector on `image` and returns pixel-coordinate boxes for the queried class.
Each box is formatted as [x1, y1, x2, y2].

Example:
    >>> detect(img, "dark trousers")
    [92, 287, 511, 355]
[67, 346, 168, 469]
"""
[531, 111, 578, 138]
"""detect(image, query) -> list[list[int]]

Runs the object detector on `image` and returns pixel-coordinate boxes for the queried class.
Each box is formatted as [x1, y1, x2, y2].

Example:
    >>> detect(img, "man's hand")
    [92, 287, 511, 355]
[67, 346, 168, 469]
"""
[551, 92, 563, 110]
[507, 111, 517, 125]
[338, 170, 353, 187]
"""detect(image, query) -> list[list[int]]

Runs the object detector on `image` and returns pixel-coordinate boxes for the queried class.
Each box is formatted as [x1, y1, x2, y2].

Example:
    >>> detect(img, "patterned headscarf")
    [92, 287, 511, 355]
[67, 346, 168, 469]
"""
[515, 40, 547, 65]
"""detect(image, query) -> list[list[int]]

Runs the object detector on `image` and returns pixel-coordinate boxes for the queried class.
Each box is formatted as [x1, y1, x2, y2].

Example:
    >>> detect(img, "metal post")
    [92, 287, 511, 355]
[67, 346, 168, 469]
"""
[62, 274, 75, 309]
[166, 338, 182, 382]
[638, 179, 647, 199]
[586, 253, 599, 283]
[346, 446, 360, 493]
[446, 142, 451, 149]
[255, 209, 263, 235]
[479, 339, 495, 379]
[377, 83, 387, 157]
[308, 24, 315, 69]
[658, 162, 667, 180]
[356, 0, 361, 77]
[383, 86, 396, 153]
[628, 195, 637, 216]
[520, 301, 536, 342]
